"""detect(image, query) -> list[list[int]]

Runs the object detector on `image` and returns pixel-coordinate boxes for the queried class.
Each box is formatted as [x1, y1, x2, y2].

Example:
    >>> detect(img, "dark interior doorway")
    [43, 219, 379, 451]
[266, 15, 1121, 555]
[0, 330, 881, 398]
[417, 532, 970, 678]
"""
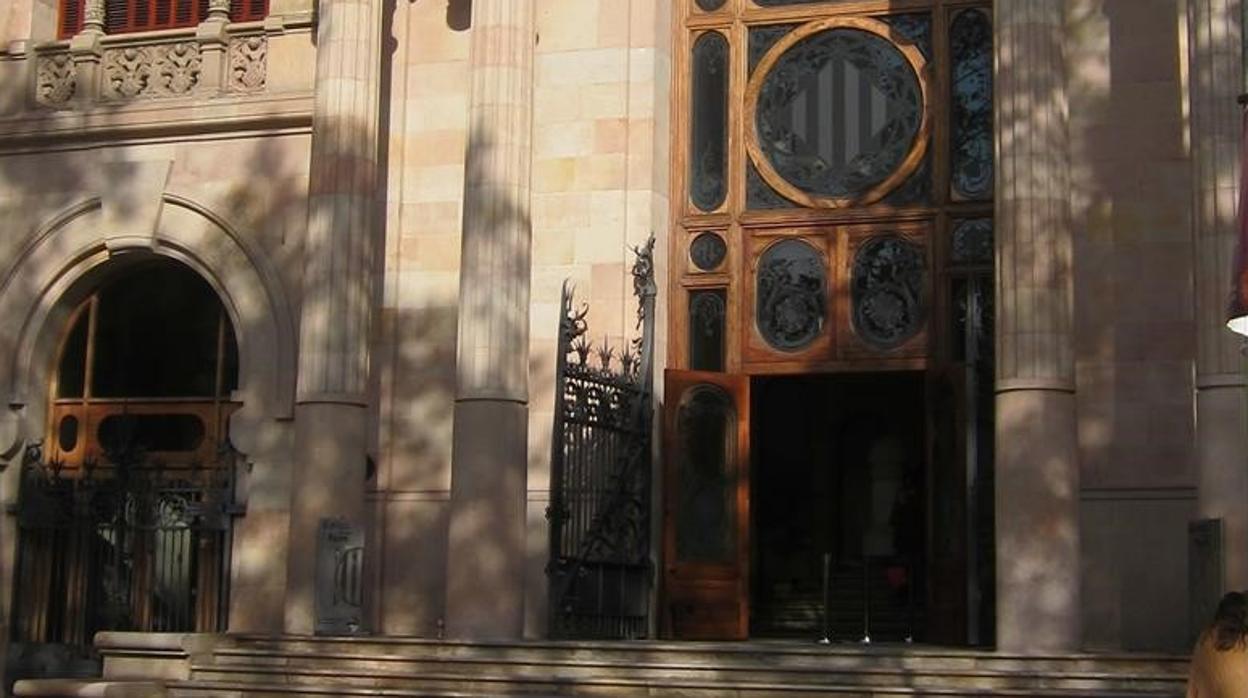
[751, 371, 926, 641]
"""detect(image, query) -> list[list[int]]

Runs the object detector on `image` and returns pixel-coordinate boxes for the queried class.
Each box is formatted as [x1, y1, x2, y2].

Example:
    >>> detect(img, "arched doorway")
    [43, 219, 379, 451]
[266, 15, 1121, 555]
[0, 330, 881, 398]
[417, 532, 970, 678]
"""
[10, 258, 240, 670]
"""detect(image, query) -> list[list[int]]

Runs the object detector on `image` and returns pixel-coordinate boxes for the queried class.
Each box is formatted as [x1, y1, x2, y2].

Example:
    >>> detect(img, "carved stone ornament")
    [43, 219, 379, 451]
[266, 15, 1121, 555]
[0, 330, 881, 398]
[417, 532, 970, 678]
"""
[228, 36, 268, 92]
[851, 235, 926, 348]
[156, 42, 201, 95]
[103, 42, 201, 100]
[36, 54, 76, 108]
[103, 46, 152, 99]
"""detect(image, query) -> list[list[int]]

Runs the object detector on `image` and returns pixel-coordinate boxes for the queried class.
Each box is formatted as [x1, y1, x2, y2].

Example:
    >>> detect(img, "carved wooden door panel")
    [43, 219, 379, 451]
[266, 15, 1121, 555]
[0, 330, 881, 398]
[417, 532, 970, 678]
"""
[662, 369, 750, 640]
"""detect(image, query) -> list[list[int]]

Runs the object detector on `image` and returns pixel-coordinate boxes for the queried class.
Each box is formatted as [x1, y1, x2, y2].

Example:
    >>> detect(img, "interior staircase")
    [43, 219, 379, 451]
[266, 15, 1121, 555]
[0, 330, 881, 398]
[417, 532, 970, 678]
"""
[753, 561, 921, 641]
[166, 635, 1187, 697]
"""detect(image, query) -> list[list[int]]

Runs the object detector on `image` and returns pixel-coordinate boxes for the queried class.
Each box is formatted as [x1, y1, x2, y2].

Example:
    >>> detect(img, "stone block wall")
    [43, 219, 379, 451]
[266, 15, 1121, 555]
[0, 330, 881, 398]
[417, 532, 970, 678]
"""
[1066, 0, 1198, 651]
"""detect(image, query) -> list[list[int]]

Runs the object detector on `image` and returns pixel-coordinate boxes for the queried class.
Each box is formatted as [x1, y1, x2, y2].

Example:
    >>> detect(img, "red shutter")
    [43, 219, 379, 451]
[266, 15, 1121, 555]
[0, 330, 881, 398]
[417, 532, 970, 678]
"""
[58, 0, 84, 39]
[230, 0, 268, 23]
[62, 0, 265, 37]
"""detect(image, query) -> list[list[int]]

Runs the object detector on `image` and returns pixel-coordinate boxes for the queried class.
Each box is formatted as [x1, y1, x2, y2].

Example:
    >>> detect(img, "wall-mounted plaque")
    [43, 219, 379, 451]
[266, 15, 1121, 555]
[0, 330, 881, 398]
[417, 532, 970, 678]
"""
[316, 517, 366, 635]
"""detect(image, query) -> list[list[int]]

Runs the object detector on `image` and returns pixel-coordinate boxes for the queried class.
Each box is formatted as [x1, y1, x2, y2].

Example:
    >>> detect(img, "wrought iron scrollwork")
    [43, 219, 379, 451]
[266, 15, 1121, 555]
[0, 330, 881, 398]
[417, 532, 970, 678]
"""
[851, 235, 926, 348]
[11, 439, 239, 653]
[547, 236, 656, 639]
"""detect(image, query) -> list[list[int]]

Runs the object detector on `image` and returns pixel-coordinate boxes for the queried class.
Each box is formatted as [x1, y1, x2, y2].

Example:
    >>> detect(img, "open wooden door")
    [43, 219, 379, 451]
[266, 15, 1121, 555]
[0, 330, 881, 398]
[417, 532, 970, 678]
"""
[661, 369, 750, 640]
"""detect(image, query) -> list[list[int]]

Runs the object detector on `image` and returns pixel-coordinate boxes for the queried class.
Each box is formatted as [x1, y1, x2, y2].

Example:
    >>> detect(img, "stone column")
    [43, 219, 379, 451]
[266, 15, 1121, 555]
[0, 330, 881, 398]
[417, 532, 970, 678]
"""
[1189, 0, 1248, 593]
[994, 0, 1081, 652]
[284, 0, 381, 634]
[444, 0, 534, 640]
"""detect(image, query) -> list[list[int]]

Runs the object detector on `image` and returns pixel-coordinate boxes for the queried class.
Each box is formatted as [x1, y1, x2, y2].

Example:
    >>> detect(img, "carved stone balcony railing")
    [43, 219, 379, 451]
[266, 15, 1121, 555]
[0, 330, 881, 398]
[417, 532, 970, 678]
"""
[32, 19, 277, 111]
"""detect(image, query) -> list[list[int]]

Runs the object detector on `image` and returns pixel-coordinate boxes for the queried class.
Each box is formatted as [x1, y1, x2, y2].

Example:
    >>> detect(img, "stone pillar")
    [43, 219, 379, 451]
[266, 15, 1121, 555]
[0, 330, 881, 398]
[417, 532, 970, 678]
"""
[195, 0, 231, 94]
[68, 0, 104, 106]
[444, 0, 534, 640]
[1189, 0, 1248, 593]
[994, 0, 1081, 652]
[284, 0, 381, 634]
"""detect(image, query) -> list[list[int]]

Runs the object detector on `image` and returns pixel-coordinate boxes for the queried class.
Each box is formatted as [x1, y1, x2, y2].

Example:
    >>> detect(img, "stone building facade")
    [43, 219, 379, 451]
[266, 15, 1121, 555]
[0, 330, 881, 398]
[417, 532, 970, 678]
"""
[0, 0, 1241, 683]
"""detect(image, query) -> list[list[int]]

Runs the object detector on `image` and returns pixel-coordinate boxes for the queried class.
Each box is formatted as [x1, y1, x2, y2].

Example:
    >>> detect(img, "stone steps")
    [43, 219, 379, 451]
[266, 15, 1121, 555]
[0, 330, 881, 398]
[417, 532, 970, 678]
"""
[166, 636, 1189, 697]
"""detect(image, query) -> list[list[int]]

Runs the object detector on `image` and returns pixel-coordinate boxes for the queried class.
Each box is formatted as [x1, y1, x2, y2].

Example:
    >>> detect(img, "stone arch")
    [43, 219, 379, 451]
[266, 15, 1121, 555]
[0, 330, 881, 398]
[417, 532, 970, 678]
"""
[0, 193, 296, 461]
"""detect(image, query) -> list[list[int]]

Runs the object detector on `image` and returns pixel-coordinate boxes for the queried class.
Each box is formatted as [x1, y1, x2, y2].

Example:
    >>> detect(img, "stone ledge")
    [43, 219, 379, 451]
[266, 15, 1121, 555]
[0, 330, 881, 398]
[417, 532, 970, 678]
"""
[12, 679, 166, 697]
[0, 92, 313, 151]
[96, 633, 230, 681]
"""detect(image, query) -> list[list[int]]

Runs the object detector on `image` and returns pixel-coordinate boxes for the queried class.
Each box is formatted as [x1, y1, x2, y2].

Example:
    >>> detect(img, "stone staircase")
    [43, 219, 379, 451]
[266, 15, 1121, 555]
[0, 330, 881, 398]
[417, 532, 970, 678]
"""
[11, 633, 1191, 697]
[172, 635, 1187, 697]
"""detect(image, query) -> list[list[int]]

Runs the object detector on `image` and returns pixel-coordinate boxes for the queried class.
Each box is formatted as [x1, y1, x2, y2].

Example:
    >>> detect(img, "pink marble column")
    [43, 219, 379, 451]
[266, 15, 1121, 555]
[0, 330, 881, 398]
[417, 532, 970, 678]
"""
[994, 0, 1081, 652]
[444, 0, 535, 640]
[285, 0, 381, 634]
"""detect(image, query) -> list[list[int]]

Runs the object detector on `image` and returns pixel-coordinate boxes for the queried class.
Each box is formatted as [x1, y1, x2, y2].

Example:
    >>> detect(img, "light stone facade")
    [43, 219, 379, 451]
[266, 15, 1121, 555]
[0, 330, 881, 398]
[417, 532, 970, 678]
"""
[0, 1, 1239, 682]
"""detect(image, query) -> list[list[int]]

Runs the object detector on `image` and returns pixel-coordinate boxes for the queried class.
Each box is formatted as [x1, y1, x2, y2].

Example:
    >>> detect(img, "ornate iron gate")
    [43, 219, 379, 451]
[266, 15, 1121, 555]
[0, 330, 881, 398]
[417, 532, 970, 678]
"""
[11, 440, 236, 653]
[546, 238, 656, 639]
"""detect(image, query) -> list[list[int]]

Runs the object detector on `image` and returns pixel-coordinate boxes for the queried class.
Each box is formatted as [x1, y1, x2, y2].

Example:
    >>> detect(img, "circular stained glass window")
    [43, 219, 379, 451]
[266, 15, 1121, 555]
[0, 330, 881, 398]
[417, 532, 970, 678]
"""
[748, 19, 927, 208]
[690, 232, 727, 271]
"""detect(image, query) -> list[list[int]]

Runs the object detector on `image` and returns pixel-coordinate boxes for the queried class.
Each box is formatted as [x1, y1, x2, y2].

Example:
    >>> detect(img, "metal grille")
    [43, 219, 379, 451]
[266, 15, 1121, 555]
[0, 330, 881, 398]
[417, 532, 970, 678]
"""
[11, 441, 236, 651]
[547, 238, 656, 639]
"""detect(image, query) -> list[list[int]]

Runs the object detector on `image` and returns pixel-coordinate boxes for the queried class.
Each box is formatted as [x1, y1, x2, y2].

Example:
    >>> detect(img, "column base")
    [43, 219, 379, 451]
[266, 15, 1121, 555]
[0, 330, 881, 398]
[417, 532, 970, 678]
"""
[444, 399, 528, 640]
[995, 388, 1081, 652]
[283, 401, 369, 635]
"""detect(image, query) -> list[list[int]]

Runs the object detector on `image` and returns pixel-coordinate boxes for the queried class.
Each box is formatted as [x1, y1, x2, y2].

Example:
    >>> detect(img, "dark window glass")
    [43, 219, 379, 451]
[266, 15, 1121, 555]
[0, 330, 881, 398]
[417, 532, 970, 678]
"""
[951, 218, 993, 265]
[755, 28, 923, 200]
[691, 32, 729, 211]
[884, 13, 932, 59]
[690, 233, 727, 271]
[58, 415, 79, 453]
[695, 0, 726, 10]
[91, 261, 237, 398]
[689, 290, 727, 371]
[950, 9, 993, 200]
[951, 274, 992, 363]
[98, 413, 206, 453]
[883, 152, 931, 206]
[950, 276, 968, 362]
[756, 239, 825, 351]
[851, 235, 926, 348]
[749, 24, 797, 75]
[675, 384, 737, 562]
[221, 318, 240, 398]
[56, 311, 89, 399]
[747, 160, 796, 210]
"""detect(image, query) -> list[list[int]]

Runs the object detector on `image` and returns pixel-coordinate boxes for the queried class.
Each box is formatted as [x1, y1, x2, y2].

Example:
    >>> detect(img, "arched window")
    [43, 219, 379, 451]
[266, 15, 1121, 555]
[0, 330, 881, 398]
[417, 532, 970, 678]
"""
[58, 0, 268, 39]
[48, 258, 240, 466]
